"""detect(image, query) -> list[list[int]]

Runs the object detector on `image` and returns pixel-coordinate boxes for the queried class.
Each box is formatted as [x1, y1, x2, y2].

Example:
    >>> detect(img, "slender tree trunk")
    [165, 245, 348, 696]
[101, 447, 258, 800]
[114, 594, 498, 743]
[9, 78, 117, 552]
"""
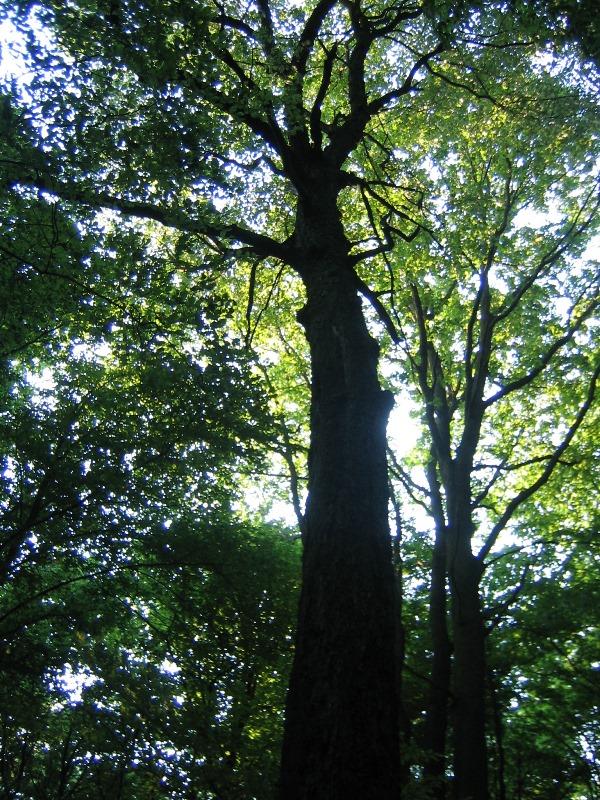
[447, 525, 487, 800]
[422, 523, 452, 799]
[489, 667, 506, 800]
[391, 504, 413, 791]
[279, 195, 401, 800]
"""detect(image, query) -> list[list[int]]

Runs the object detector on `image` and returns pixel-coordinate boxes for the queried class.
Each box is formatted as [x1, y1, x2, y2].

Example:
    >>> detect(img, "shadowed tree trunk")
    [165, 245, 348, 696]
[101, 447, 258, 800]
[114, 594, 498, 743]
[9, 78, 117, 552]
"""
[446, 480, 488, 800]
[411, 285, 490, 800]
[4, 3, 597, 799]
[279, 191, 401, 800]
[448, 556, 488, 800]
[422, 490, 452, 799]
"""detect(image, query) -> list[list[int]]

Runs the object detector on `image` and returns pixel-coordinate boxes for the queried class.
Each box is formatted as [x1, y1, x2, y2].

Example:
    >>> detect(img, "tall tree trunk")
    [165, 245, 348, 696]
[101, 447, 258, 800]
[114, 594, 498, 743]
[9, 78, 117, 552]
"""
[489, 667, 507, 800]
[447, 527, 487, 800]
[279, 195, 401, 799]
[391, 499, 413, 791]
[422, 523, 452, 800]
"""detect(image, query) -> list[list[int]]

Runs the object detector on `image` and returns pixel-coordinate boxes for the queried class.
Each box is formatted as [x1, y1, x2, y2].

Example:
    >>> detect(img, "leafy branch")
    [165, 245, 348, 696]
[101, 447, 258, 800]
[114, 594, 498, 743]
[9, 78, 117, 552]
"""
[478, 360, 600, 561]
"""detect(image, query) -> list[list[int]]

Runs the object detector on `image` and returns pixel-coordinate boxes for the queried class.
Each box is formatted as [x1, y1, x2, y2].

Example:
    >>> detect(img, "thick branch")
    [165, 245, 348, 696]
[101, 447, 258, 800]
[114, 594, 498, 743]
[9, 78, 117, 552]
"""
[459, 272, 493, 471]
[426, 456, 447, 531]
[213, 3, 259, 42]
[411, 285, 452, 465]
[464, 167, 518, 426]
[353, 273, 400, 343]
[310, 43, 338, 149]
[190, 78, 287, 154]
[4, 165, 290, 260]
[292, 0, 338, 75]
[255, 0, 275, 55]
[368, 43, 445, 115]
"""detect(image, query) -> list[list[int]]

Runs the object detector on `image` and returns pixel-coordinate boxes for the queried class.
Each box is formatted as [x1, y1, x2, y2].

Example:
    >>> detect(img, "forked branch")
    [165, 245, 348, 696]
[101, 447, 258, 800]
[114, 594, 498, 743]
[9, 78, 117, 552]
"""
[478, 360, 600, 560]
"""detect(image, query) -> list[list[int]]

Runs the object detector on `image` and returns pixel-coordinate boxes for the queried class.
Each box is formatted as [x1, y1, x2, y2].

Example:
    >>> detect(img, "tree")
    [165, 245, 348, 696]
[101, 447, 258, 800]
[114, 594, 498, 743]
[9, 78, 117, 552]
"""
[0, 517, 300, 799]
[383, 69, 598, 797]
[486, 523, 600, 800]
[1, 2, 598, 798]
[0, 186, 300, 798]
[1, 99, 301, 797]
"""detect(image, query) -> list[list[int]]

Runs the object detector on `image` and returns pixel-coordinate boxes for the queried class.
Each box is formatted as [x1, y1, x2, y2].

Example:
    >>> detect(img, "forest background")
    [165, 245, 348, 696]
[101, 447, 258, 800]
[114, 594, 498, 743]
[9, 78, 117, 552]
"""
[0, 1, 599, 799]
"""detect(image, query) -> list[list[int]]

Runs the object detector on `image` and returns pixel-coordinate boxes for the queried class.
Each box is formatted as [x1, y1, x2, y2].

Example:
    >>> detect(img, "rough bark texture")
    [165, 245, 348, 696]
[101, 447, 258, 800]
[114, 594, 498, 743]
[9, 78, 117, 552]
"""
[278, 193, 401, 800]
[447, 523, 488, 800]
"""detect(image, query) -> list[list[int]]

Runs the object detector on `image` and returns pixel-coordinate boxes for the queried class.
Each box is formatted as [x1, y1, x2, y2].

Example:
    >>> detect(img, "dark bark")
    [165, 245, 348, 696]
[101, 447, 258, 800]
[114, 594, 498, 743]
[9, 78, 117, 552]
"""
[447, 522, 488, 800]
[412, 304, 488, 800]
[422, 521, 452, 799]
[438, 417, 488, 800]
[279, 193, 401, 800]
[448, 286, 490, 800]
